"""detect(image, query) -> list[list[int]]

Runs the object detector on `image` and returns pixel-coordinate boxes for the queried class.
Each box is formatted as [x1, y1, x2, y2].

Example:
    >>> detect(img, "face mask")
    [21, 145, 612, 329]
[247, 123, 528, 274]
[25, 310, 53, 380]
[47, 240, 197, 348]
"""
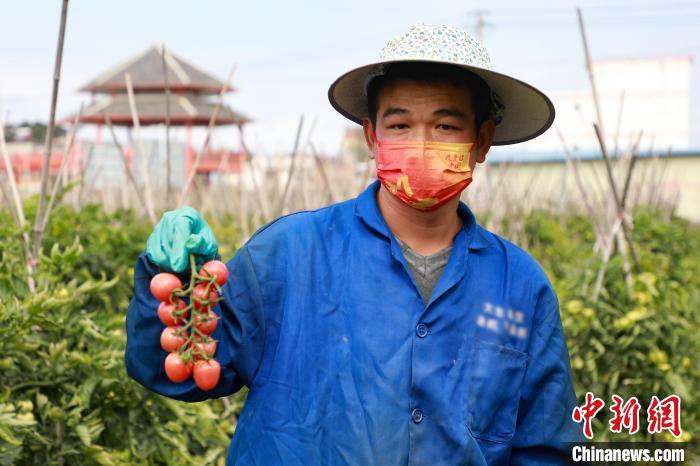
[374, 138, 477, 211]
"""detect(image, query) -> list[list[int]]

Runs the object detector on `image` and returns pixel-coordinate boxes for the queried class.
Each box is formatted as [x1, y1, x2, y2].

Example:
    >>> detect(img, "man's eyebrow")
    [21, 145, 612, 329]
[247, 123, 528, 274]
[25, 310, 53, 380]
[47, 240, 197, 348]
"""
[382, 107, 409, 118]
[433, 108, 467, 118]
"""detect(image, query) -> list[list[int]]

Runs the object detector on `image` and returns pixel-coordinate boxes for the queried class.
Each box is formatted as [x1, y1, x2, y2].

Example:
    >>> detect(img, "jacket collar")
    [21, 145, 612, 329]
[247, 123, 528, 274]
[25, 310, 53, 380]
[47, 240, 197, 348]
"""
[354, 179, 491, 251]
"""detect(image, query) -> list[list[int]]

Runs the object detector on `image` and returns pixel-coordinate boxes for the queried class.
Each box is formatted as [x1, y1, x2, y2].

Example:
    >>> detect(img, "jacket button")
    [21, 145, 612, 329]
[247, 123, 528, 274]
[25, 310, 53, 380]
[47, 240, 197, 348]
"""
[416, 323, 428, 338]
[411, 408, 423, 423]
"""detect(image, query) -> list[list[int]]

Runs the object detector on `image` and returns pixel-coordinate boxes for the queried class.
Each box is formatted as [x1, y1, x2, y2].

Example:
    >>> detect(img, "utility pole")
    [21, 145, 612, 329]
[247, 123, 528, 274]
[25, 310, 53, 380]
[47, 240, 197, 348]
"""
[468, 9, 492, 43]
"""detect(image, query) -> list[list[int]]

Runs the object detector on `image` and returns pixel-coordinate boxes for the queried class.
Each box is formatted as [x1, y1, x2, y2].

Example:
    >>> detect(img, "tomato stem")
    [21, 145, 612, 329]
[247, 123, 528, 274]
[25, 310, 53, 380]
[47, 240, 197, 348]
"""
[176, 253, 221, 362]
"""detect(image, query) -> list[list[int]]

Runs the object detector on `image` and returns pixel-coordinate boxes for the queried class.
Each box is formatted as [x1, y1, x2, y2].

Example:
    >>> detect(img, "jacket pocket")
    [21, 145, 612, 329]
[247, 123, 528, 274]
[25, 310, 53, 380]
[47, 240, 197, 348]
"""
[466, 337, 528, 443]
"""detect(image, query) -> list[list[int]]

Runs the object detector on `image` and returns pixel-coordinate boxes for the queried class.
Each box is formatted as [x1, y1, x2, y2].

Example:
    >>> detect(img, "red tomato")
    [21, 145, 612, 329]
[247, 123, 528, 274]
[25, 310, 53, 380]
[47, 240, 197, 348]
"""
[193, 358, 221, 391]
[160, 326, 187, 352]
[150, 273, 182, 303]
[191, 337, 217, 360]
[192, 283, 218, 311]
[200, 260, 229, 286]
[157, 300, 188, 326]
[164, 352, 192, 383]
[194, 310, 218, 335]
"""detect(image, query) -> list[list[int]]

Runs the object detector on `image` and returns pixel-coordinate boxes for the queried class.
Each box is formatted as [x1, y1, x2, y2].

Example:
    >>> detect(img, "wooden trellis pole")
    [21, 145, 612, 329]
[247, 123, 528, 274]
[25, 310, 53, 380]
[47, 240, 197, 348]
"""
[33, 0, 69, 260]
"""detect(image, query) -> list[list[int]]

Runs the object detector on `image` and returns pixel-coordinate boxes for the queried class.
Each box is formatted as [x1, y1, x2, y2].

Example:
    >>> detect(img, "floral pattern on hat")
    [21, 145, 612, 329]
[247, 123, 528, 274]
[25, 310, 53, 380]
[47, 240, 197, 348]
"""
[379, 23, 492, 70]
[377, 23, 505, 125]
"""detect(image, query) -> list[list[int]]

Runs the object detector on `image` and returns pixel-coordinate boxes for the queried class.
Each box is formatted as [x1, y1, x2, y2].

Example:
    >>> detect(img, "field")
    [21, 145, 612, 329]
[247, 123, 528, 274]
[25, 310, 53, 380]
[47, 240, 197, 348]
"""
[0, 188, 698, 464]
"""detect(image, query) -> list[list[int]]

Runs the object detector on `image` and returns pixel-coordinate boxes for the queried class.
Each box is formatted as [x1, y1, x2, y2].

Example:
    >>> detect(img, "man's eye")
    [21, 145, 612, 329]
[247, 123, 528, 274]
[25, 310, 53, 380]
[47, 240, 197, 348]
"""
[437, 124, 457, 130]
[389, 124, 408, 130]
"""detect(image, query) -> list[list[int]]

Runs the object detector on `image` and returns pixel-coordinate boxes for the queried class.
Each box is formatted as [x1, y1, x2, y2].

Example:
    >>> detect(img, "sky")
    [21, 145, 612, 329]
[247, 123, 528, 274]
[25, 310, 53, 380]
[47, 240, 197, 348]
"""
[1, 0, 698, 157]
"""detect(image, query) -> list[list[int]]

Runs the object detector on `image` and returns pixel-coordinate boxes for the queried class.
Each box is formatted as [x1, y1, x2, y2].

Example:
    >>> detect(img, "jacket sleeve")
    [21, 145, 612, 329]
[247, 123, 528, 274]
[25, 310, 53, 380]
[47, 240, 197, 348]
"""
[509, 285, 584, 465]
[124, 245, 266, 402]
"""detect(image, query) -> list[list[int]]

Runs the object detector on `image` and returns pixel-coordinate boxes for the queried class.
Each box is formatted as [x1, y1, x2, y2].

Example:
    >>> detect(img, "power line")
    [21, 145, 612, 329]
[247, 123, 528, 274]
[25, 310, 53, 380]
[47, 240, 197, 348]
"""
[487, 6, 700, 20]
[485, 1, 700, 15]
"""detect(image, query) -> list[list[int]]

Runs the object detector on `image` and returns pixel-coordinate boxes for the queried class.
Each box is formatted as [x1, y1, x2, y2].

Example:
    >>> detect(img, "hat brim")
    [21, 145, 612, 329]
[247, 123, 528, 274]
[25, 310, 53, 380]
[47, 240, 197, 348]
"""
[328, 59, 555, 146]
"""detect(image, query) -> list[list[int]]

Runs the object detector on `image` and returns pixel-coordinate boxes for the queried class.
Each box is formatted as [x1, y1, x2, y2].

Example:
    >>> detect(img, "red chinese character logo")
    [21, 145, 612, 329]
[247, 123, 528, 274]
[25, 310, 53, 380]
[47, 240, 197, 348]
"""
[609, 394, 641, 435]
[647, 395, 682, 438]
[572, 391, 605, 439]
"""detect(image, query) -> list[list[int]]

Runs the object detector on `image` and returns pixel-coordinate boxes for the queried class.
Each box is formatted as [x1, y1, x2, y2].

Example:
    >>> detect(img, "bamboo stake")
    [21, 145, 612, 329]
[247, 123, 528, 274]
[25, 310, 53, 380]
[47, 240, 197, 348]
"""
[558, 158, 568, 222]
[593, 123, 640, 273]
[644, 139, 659, 206]
[237, 124, 270, 221]
[632, 137, 654, 209]
[0, 121, 26, 231]
[39, 103, 83, 232]
[0, 173, 19, 227]
[104, 113, 156, 225]
[0, 181, 19, 217]
[575, 10, 620, 222]
[573, 105, 609, 214]
[200, 147, 236, 216]
[557, 128, 597, 222]
[485, 161, 512, 232]
[86, 166, 104, 201]
[275, 115, 304, 216]
[592, 217, 622, 301]
[125, 72, 157, 220]
[76, 143, 94, 208]
[288, 115, 318, 208]
[0, 119, 36, 292]
[612, 129, 641, 299]
[620, 131, 643, 208]
[177, 65, 236, 208]
[358, 156, 373, 194]
[300, 152, 312, 210]
[308, 141, 336, 204]
[161, 44, 173, 207]
[33, 0, 70, 260]
[120, 172, 129, 210]
[577, 8, 607, 147]
[239, 167, 251, 239]
[616, 227, 634, 298]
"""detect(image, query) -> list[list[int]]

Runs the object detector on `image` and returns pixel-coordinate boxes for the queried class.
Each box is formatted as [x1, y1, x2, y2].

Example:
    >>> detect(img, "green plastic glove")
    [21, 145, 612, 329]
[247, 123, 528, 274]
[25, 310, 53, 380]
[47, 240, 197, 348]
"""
[146, 206, 218, 273]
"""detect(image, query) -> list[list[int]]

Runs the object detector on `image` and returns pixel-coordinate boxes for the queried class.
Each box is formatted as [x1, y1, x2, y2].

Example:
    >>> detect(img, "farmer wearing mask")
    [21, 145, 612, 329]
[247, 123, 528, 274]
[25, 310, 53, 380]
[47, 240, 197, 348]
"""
[126, 24, 583, 465]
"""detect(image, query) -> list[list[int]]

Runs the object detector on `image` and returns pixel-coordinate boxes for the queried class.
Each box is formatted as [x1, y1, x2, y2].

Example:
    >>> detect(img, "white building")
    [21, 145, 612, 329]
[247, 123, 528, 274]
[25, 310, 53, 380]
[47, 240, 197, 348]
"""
[496, 56, 692, 160]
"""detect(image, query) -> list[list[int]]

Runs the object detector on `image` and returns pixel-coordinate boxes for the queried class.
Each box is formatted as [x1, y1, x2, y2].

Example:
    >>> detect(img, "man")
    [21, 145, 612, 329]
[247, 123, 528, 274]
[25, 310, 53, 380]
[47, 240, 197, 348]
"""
[125, 23, 582, 465]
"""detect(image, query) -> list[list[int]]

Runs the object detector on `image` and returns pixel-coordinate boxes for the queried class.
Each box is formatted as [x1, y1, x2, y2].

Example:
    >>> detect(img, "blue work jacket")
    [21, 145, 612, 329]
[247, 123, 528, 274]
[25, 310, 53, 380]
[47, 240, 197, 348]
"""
[125, 179, 583, 465]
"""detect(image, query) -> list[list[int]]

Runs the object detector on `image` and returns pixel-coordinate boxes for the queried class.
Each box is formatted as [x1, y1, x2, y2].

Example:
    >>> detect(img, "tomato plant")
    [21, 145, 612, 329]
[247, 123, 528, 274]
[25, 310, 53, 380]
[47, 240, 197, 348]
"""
[2, 192, 698, 463]
[0, 201, 240, 465]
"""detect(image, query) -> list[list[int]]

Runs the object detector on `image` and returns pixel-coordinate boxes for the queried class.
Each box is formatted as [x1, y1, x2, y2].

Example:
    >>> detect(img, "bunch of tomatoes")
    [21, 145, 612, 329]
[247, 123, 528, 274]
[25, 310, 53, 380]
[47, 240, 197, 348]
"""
[149, 256, 228, 391]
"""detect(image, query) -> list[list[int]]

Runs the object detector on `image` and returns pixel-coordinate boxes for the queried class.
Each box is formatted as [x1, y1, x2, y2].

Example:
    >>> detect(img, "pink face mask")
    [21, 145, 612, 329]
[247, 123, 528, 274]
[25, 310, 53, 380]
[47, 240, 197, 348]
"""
[374, 136, 478, 211]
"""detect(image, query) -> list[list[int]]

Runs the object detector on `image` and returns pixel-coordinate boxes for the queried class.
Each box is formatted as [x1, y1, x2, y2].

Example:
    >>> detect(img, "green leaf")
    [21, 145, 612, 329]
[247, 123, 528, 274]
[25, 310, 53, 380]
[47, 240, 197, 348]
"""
[0, 423, 21, 446]
[76, 424, 92, 446]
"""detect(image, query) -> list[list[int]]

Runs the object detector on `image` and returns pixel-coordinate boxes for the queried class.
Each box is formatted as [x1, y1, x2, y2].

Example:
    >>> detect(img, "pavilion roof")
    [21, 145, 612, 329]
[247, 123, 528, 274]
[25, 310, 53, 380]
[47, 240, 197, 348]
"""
[78, 44, 233, 95]
[69, 93, 249, 126]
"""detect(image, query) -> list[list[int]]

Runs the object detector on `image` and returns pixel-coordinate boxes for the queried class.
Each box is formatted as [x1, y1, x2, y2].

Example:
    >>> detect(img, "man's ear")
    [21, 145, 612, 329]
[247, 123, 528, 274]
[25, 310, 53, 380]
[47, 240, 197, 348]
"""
[362, 118, 378, 160]
[475, 119, 496, 164]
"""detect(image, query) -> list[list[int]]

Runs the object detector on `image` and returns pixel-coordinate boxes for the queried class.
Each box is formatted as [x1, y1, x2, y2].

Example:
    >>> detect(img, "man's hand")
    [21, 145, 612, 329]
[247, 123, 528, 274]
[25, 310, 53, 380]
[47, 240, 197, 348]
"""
[146, 206, 218, 273]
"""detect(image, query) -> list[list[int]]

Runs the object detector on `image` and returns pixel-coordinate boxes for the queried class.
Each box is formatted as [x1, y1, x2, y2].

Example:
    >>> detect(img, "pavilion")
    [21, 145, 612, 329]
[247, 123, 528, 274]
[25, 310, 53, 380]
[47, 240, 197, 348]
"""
[70, 44, 248, 180]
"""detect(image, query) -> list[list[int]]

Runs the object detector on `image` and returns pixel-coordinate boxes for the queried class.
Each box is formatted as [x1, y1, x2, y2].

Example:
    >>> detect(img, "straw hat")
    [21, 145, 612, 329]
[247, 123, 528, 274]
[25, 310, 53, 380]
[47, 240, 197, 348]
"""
[328, 23, 555, 145]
